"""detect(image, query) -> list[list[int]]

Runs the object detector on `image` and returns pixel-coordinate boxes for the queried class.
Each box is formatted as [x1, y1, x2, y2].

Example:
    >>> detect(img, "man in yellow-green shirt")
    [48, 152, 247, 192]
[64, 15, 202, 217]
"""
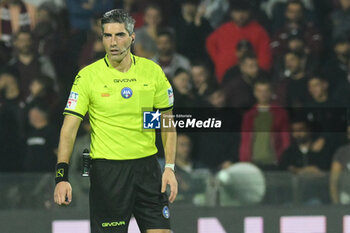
[53, 9, 177, 233]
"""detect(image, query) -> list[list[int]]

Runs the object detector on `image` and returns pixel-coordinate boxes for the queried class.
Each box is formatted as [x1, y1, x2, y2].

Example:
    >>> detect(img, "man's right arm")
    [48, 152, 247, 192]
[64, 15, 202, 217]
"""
[54, 115, 81, 205]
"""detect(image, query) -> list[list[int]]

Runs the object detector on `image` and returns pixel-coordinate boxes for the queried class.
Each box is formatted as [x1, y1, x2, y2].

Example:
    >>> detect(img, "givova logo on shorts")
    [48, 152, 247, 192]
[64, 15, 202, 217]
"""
[101, 221, 126, 227]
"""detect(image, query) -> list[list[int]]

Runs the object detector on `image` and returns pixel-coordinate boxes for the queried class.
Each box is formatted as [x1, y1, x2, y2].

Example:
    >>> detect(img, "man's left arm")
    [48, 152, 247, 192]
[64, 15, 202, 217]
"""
[160, 110, 178, 203]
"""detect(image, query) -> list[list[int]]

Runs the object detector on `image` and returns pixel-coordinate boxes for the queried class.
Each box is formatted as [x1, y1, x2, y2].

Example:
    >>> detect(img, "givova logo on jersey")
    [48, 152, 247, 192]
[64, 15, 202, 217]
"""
[143, 110, 161, 129]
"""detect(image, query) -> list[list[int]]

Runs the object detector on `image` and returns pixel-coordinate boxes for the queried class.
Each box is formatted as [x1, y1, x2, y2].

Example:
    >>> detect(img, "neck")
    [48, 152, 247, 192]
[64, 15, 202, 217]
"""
[34, 120, 48, 129]
[257, 103, 270, 108]
[314, 93, 328, 103]
[18, 53, 34, 65]
[176, 158, 191, 168]
[183, 13, 194, 23]
[159, 54, 173, 62]
[109, 54, 132, 72]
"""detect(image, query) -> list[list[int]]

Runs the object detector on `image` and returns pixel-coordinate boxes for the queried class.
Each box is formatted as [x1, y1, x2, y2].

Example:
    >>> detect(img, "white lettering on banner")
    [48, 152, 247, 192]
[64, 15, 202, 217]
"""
[244, 217, 264, 233]
[198, 218, 227, 233]
[280, 216, 326, 233]
[344, 216, 350, 233]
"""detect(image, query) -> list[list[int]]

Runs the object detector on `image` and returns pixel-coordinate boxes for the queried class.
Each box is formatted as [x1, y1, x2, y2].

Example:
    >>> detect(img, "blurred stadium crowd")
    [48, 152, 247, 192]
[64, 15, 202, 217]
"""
[0, 0, 350, 206]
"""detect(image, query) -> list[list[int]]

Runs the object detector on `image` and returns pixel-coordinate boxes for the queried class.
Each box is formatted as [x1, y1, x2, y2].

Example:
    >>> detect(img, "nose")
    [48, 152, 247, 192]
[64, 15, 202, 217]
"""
[111, 35, 117, 46]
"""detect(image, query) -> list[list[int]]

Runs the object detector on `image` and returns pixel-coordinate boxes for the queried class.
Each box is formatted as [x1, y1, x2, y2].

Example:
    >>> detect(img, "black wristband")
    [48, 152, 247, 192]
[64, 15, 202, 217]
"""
[55, 163, 69, 184]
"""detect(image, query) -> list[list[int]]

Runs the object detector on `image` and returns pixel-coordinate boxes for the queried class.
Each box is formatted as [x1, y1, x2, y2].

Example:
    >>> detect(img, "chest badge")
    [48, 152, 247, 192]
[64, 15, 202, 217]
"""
[121, 87, 133, 99]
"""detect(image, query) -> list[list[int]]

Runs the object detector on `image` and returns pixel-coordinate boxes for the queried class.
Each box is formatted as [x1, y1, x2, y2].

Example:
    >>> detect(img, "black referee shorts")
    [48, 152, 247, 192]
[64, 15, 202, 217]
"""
[89, 155, 171, 233]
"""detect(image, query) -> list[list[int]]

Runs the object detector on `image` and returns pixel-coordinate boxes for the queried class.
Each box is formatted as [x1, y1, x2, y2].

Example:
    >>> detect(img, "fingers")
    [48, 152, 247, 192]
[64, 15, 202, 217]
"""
[168, 180, 178, 203]
[161, 175, 167, 193]
[54, 182, 72, 206]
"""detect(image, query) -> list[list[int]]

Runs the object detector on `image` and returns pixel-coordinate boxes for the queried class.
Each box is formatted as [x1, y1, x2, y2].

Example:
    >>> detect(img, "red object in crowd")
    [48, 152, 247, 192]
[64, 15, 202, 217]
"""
[239, 104, 290, 162]
[206, 21, 272, 83]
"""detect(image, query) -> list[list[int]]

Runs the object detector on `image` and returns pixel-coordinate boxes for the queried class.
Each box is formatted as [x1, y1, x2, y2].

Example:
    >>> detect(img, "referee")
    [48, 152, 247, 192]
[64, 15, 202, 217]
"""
[54, 9, 177, 233]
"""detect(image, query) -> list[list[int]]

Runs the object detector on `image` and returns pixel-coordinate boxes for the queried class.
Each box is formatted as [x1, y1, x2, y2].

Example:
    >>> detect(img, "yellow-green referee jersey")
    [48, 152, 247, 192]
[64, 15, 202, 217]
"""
[63, 54, 174, 160]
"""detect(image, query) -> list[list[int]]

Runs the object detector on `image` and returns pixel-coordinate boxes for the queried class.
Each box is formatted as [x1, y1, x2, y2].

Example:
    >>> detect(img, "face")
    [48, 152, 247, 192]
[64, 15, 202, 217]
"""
[191, 65, 208, 88]
[156, 35, 173, 56]
[240, 58, 258, 77]
[340, 0, 350, 10]
[285, 3, 303, 22]
[144, 7, 162, 26]
[230, 10, 250, 27]
[284, 53, 301, 73]
[102, 23, 134, 63]
[308, 78, 328, 100]
[30, 80, 44, 96]
[288, 39, 304, 53]
[37, 9, 51, 23]
[182, 3, 197, 17]
[208, 90, 225, 107]
[29, 108, 47, 128]
[291, 122, 310, 143]
[14, 33, 33, 54]
[254, 83, 272, 104]
[173, 72, 191, 94]
[176, 134, 192, 161]
[334, 42, 350, 57]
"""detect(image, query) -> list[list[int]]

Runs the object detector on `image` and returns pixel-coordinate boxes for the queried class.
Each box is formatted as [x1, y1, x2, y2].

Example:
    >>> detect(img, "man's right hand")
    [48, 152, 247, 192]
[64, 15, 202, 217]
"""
[54, 181, 72, 205]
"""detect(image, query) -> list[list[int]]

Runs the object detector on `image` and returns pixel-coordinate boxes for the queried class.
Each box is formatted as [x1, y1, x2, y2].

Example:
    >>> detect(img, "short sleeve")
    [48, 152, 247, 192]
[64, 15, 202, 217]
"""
[63, 72, 90, 120]
[153, 67, 174, 112]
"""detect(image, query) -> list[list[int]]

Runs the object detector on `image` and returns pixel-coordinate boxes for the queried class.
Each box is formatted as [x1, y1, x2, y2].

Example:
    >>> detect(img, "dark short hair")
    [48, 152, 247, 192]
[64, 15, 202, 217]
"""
[229, 0, 253, 11]
[157, 28, 176, 42]
[253, 78, 272, 89]
[285, 50, 303, 59]
[101, 9, 135, 35]
[12, 28, 33, 41]
[286, 0, 305, 11]
[239, 52, 257, 63]
[308, 73, 327, 83]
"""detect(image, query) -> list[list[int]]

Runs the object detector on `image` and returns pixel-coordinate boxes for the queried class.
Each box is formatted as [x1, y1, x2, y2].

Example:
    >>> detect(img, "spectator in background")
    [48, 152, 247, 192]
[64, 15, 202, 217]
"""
[222, 53, 268, 108]
[221, 40, 255, 85]
[65, 0, 113, 65]
[206, 0, 271, 82]
[24, 104, 58, 172]
[25, 76, 61, 127]
[280, 119, 331, 203]
[270, 0, 322, 58]
[152, 29, 191, 79]
[134, 4, 163, 59]
[171, 0, 212, 61]
[190, 60, 217, 97]
[194, 88, 240, 171]
[331, 0, 350, 41]
[7, 29, 56, 99]
[330, 125, 350, 204]
[175, 133, 206, 203]
[272, 33, 319, 79]
[275, 51, 309, 107]
[115, 0, 144, 29]
[304, 75, 346, 155]
[239, 79, 290, 170]
[33, 2, 59, 59]
[171, 68, 205, 108]
[0, 0, 36, 47]
[200, 0, 229, 28]
[0, 71, 25, 172]
[79, 14, 105, 69]
[322, 38, 350, 93]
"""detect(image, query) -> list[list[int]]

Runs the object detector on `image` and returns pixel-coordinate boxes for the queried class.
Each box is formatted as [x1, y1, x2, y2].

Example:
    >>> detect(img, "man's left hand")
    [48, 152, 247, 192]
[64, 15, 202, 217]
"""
[161, 168, 178, 203]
